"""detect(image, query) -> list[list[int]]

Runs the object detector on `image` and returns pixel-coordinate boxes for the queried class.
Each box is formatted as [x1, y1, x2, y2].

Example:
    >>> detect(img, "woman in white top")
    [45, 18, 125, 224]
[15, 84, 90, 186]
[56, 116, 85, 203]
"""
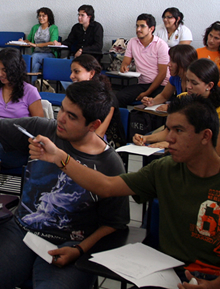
[155, 7, 193, 47]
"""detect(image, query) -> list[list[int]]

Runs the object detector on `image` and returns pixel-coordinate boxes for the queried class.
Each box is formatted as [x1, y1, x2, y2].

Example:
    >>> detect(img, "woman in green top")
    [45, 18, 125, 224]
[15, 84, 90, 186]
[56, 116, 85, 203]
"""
[20, 7, 59, 83]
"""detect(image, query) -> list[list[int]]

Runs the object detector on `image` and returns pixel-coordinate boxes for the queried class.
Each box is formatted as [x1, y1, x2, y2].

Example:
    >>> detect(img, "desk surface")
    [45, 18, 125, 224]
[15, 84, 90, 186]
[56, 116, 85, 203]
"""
[134, 104, 168, 117]
[75, 226, 146, 283]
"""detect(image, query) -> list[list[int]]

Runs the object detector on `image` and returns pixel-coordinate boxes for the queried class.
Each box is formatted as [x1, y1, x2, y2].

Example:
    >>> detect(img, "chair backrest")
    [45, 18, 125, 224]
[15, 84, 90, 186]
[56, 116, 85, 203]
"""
[143, 198, 159, 249]
[0, 31, 25, 48]
[42, 58, 72, 82]
[119, 107, 129, 139]
[41, 99, 54, 119]
[22, 54, 32, 73]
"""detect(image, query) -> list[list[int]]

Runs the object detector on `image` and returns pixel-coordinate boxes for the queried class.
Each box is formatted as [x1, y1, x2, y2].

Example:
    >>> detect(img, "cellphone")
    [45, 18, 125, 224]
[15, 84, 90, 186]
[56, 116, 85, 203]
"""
[13, 124, 44, 146]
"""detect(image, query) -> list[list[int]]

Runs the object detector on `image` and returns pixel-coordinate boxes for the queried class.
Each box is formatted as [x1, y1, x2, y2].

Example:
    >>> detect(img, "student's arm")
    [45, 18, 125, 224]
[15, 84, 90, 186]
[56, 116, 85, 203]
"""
[178, 270, 220, 289]
[29, 136, 134, 197]
[141, 82, 175, 107]
[179, 40, 192, 45]
[120, 56, 132, 73]
[136, 64, 168, 101]
[95, 107, 114, 138]
[48, 225, 116, 267]
[28, 100, 44, 117]
[133, 127, 169, 146]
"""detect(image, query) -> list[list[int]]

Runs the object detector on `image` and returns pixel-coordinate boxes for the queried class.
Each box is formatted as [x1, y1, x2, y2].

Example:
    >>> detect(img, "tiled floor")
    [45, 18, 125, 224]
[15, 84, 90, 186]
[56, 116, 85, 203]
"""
[96, 154, 144, 289]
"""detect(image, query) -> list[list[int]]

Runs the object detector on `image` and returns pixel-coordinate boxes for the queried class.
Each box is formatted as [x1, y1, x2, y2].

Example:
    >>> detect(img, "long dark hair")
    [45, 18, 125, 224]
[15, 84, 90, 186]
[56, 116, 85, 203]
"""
[203, 21, 220, 52]
[162, 7, 184, 28]
[188, 58, 220, 108]
[71, 54, 111, 90]
[169, 44, 198, 75]
[0, 48, 28, 102]
[37, 7, 55, 26]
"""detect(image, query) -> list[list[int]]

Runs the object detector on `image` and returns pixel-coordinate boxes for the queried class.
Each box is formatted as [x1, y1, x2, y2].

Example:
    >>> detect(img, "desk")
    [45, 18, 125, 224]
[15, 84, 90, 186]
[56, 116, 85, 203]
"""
[134, 104, 168, 117]
[104, 71, 139, 88]
[75, 226, 146, 288]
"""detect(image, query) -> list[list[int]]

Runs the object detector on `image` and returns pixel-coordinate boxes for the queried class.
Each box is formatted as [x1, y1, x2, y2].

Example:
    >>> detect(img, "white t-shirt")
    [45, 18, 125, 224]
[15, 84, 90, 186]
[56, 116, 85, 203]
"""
[154, 23, 193, 47]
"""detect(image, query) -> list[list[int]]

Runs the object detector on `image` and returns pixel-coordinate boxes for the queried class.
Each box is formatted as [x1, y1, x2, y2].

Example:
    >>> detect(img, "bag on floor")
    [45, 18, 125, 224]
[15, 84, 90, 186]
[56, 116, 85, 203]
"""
[35, 79, 55, 93]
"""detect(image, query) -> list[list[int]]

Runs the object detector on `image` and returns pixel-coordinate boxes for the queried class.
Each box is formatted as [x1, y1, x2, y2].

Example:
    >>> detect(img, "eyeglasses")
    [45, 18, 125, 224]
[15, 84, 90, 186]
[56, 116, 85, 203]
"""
[136, 24, 148, 29]
[162, 16, 174, 19]
[38, 14, 47, 18]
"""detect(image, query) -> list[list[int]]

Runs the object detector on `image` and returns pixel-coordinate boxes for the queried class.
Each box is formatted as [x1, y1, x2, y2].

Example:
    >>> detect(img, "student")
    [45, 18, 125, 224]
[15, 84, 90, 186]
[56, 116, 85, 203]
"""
[134, 58, 220, 151]
[155, 7, 193, 47]
[29, 95, 220, 288]
[196, 21, 220, 86]
[116, 13, 170, 108]
[69, 54, 126, 148]
[19, 7, 59, 84]
[0, 47, 44, 168]
[142, 44, 197, 108]
[0, 81, 129, 289]
[54, 4, 103, 59]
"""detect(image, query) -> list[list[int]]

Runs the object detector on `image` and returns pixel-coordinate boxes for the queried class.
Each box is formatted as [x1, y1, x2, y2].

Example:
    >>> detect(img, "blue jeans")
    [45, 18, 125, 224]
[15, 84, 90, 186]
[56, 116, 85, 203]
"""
[32, 52, 55, 84]
[0, 143, 29, 168]
[0, 217, 97, 289]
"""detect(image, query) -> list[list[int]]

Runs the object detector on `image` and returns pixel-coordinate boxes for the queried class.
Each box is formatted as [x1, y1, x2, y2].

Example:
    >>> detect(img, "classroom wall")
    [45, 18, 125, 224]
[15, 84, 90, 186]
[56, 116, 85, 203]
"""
[1, 0, 219, 51]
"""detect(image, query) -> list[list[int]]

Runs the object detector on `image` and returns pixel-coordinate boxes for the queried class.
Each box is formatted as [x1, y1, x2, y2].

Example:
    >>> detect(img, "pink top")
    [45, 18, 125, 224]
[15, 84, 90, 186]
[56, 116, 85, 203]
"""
[0, 82, 41, 118]
[125, 36, 170, 85]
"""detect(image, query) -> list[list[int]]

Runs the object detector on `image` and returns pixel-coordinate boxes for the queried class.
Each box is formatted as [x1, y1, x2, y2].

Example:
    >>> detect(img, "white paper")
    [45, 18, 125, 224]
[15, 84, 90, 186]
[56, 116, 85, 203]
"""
[48, 44, 68, 48]
[118, 71, 141, 77]
[91, 243, 184, 288]
[116, 143, 164, 156]
[7, 41, 29, 46]
[144, 104, 167, 112]
[23, 232, 58, 263]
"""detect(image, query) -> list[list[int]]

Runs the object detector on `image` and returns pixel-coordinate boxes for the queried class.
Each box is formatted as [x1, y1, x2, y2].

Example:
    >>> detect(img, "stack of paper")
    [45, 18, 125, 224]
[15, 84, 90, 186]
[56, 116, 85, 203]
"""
[7, 41, 29, 46]
[91, 243, 184, 288]
[116, 144, 164, 156]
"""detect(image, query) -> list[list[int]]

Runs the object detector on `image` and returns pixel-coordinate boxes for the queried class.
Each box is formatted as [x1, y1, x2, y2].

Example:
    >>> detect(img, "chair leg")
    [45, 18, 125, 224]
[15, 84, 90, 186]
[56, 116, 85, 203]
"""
[93, 278, 99, 289]
[121, 282, 127, 289]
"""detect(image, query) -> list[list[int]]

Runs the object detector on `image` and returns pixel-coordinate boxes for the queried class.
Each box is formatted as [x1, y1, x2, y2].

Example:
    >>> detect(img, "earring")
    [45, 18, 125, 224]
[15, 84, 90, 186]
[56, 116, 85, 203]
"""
[206, 88, 209, 91]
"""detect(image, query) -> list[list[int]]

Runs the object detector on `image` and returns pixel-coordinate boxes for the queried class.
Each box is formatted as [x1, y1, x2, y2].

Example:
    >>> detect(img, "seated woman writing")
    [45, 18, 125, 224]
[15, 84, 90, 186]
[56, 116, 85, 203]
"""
[133, 58, 220, 154]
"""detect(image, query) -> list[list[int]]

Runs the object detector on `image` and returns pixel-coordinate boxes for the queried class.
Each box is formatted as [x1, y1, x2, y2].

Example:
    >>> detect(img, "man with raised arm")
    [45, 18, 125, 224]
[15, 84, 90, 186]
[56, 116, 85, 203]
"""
[0, 80, 129, 289]
[30, 95, 220, 288]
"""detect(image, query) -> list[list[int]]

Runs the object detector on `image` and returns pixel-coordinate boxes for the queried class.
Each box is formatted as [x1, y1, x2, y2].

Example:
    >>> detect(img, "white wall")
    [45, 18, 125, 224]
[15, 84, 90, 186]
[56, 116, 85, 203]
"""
[1, 0, 219, 50]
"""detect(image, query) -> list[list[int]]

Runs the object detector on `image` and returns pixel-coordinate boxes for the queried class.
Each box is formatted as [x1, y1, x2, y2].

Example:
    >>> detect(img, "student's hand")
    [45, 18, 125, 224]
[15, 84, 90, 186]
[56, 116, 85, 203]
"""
[120, 65, 129, 73]
[48, 246, 81, 267]
[53, 40, 61, 46]
[18, 38, 25, 42]
[136, 92, 146, 101]
[156, 104, 168, 112]
[75, 49, 83, 58]
[133, 134, 146, 146]
[141, 97, 154, 107]
[28, 42, 36, 47]
[148, 141, 169, 149]
[178, 270, 213, 289]
[28, 135, 59, 164]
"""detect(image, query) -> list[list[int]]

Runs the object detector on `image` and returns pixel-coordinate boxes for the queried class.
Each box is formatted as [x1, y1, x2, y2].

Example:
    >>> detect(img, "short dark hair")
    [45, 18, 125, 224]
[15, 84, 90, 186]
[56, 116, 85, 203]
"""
[78, 5, 95, 22]
[137, 14, 156, 33]
[0, 48, 28, 102]
[167, 95, 219, 147]
[66, 80, 112, 126]
[37, 7, 55, 26]
[203, 21, 220, 52]
[169, 44, 197, 75]
[162, 7, 184, 27]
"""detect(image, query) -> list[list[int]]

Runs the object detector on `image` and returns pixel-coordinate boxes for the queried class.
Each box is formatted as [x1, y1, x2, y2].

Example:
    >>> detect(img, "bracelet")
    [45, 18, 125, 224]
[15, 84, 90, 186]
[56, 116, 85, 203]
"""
[72, 244, 84, 256]
[59, 154, 70, 169]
